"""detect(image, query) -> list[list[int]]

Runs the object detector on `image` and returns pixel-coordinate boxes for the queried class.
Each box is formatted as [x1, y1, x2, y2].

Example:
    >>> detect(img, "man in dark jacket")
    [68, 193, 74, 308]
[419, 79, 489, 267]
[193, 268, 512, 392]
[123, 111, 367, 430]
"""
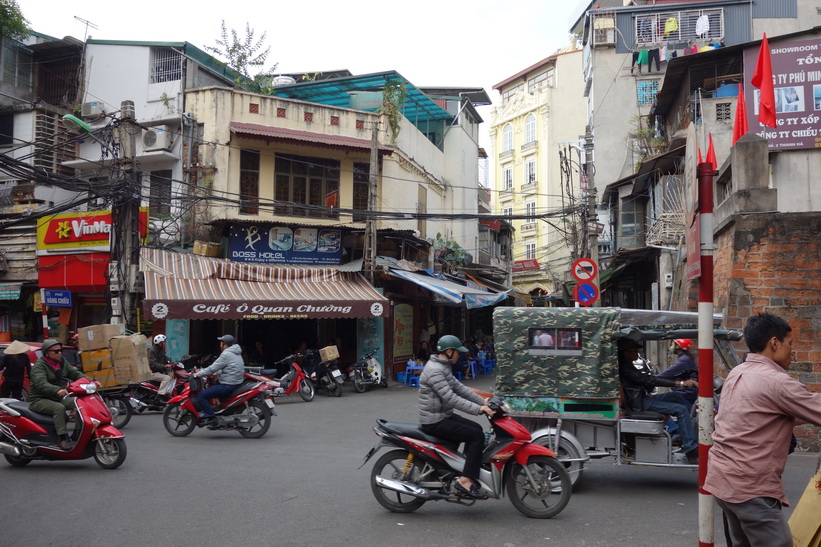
[658, 339, 698, 405]
[29, 339, 87, 450]
[0, 340, 31, 399]
[147, 334, 173, 396]
[618, 338, 699, 463]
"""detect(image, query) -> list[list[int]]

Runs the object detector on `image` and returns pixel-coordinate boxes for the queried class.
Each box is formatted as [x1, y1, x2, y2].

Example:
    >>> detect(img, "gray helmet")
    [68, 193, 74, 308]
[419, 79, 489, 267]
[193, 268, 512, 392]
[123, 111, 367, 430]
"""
[217, 334, 235, 346]
[41, 339, 62, 354]
[436, 334, 468, 353]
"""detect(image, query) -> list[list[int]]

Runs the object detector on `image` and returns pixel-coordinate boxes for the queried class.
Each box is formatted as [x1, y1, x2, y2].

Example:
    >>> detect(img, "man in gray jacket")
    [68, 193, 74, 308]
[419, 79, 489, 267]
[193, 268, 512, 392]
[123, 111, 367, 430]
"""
[418, 334, 492, 500]
[194, 335, 245, 425]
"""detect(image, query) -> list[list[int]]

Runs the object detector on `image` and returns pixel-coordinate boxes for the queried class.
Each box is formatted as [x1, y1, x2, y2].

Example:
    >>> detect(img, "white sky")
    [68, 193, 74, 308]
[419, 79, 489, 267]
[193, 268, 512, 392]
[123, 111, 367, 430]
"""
[24, 0, 586, 154]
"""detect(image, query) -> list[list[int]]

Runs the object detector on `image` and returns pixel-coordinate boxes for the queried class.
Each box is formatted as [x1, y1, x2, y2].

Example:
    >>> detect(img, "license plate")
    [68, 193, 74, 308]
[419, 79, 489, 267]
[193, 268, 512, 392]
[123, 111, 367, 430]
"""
[331, 369, 342, 378]
[264, 398, 275, 410]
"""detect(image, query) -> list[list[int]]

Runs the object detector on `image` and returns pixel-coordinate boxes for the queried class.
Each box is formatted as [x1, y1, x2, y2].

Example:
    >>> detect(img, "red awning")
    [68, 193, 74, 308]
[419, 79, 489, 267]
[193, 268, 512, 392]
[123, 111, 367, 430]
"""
[141, 248, 387, 321]
[229, 122, 393, 155]
[479, 219, 501, 232]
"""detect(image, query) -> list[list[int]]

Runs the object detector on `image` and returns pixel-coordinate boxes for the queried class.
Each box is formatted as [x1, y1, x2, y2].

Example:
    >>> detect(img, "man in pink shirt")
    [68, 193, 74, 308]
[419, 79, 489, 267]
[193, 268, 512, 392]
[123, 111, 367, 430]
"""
[704, 313, 821, 547]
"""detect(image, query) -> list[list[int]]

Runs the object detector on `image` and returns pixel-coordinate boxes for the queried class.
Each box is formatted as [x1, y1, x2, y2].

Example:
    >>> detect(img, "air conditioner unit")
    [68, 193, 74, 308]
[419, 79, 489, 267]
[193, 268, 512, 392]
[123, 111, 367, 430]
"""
[143, 125, 173, 152]
[594, 28, 616, 46]
[80, 101, 105, 119]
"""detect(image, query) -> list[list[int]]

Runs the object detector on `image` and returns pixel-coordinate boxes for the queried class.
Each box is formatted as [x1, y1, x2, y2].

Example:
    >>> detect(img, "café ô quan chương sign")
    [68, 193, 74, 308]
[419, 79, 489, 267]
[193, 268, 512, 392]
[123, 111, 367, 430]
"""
[147, 300, 386, 321]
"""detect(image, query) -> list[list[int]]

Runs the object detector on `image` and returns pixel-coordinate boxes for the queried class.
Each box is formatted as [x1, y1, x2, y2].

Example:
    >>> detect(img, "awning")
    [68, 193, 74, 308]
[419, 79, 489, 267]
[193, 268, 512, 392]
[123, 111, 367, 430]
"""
[141, 248, 387, 320]
[229, 122, 393, 156]
[389, 269, 508, 309]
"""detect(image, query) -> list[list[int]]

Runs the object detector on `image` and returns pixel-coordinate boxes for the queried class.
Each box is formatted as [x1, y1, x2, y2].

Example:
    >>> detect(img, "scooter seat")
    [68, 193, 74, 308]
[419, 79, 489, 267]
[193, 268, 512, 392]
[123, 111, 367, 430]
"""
[4, 401, 55, 425]
[377, 419, 460, 452]
[228, 383, 256, 398]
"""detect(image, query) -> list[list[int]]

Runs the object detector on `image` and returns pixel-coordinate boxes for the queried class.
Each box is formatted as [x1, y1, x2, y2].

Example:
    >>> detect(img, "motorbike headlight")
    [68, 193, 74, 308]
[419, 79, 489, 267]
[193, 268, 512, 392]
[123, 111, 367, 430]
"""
[81, 383, 97, 394]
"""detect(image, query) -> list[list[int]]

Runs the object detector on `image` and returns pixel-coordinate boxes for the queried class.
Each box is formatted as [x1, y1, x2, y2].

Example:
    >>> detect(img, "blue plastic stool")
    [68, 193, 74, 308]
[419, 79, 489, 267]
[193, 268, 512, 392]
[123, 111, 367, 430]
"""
[405, 361, 423, 387]
[481, 361, 494, 375]
[453, 371, 464, 380]
[467, 360, 478, 379]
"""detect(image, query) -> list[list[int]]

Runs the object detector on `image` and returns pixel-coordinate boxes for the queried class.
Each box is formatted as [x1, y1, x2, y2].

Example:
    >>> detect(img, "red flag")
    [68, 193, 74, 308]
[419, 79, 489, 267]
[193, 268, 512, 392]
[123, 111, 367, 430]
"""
[698, 148, 703, 163]
[751, 33, 777, 128]
[706, 133, 717, 170]
[732, 83, 749, 144]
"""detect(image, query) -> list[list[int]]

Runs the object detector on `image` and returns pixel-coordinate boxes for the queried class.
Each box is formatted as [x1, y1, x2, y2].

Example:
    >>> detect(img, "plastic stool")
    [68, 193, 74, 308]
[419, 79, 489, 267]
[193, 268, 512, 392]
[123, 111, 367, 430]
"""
[405, 361, 423, 387]
[454, 371, 464, 381]
[467, 360, 477, 379]
[481, 361, 494, 375]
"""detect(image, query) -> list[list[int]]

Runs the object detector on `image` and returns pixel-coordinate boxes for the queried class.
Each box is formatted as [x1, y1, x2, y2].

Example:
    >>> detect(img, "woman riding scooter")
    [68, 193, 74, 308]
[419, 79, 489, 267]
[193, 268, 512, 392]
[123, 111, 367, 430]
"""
[418, 334, 492, 499]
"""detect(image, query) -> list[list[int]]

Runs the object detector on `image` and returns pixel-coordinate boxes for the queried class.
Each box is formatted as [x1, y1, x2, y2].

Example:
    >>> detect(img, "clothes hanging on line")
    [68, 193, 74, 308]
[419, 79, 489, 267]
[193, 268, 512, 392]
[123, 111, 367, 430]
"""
[695, 14, 709, 37]
[664, 17, 679, 36]
[660, 45, 668, 62]
[648, 49, 661, 71]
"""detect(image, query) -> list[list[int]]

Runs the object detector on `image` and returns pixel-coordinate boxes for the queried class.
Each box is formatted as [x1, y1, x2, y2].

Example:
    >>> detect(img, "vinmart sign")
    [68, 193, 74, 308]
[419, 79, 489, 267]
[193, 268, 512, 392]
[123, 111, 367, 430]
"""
[36, 209, 149, 255]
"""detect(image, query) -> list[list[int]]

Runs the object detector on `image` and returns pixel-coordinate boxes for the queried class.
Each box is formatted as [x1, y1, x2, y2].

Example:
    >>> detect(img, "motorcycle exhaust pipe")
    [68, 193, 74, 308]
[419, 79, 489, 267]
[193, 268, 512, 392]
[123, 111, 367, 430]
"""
[0, 441, 21, 457]
[374, 475, 431, 499]
[129, 397, 148, 409]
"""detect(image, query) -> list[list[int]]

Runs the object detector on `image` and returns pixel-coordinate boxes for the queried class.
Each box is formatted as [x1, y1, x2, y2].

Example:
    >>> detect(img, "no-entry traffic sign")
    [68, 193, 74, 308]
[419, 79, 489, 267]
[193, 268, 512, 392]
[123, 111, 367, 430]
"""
[574, 282, 599, 307]
[572, 258, 598, 282]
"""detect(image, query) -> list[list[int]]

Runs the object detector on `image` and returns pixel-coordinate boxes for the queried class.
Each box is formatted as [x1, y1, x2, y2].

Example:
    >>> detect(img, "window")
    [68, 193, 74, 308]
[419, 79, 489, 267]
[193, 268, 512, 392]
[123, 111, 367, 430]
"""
[150, 47, 182, 83]
[149, 169, 172, 217]
[525, 201, 536, 221]
[620, 197, 645, 248]
[524, 114, 537, 144]
[635, 9, 724, 45]
[502, 167, 513, 190]
[716, 102, 731, 121]
[0, 114, 13, 146]
[527, 327, 583, 356]
[353, 162, 370, 223]
[503, 207, 513, 218]
[501, 83, 523, 105]
[275, 154, 340, 219]
[502, 124, 513, 152]
[239, 149, 260, 215]
[637, 80, 660, 106]
[1, 37, 32, 88]
[525, 159, 536, 184]
[528, 68, 554, 93]
[525, 242, 536, 260]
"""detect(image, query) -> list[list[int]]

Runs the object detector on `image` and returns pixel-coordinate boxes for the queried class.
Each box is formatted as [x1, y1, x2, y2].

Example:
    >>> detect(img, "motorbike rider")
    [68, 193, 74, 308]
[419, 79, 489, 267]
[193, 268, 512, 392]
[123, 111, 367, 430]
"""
[193, 334, 245, 426]
[657, 339, 698, 405]
[618, 338, 699, 464]
[418, 334, 492, 500]
[147, 334, 174, 397]
[28, 339, 88, 450]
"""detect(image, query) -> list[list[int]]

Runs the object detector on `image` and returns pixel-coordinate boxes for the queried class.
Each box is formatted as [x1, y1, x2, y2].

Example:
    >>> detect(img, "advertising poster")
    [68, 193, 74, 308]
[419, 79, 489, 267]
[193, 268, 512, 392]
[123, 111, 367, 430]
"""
[229, 223, 343, 265]
[393, 303, 413, 359]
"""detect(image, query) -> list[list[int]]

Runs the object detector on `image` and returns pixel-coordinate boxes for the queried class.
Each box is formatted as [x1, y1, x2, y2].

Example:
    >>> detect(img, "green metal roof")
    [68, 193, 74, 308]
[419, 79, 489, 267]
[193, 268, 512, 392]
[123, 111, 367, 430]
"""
[268, 71, 452, 124]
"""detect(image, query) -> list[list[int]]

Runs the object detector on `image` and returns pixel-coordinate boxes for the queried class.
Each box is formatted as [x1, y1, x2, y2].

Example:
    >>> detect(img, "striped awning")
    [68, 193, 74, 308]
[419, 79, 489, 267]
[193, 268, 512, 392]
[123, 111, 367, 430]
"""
[141, 248, 387, 321]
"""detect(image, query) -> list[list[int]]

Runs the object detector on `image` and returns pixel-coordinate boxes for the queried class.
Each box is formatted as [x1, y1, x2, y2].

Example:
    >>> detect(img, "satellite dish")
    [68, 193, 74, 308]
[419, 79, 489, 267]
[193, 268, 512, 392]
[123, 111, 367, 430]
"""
[62, 114, 91, 135]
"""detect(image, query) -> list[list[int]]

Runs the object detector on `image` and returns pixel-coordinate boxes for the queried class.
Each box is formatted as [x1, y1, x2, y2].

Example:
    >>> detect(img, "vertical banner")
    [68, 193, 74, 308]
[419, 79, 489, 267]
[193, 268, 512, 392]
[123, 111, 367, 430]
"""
[393, 303, 413, 358]
[165, 319, 190, 362]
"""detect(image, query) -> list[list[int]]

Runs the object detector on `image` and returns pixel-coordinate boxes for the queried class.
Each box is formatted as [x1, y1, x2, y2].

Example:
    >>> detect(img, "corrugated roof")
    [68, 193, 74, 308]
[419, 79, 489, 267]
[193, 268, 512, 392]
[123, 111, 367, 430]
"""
[229, 122, 393, 155]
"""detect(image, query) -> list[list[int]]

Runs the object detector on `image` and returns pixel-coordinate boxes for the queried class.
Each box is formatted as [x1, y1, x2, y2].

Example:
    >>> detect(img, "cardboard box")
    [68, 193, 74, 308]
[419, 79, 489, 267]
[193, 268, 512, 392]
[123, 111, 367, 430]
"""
[319, 345, 340, 362]
[193, 240, 221, 257]
[109, 334, 152, 384]
[80, 348, 119, 389]
[77, 324, 123, 351]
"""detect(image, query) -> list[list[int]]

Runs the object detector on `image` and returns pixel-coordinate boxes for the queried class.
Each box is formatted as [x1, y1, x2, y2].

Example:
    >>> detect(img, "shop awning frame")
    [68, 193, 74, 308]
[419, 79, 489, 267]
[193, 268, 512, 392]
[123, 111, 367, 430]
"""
[389, 269, 508, 309]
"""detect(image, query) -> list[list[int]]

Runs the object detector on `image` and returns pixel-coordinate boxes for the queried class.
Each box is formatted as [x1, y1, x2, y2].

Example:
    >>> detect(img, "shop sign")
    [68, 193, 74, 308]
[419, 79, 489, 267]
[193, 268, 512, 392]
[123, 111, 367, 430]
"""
[145, 299, 385, 321]
[229, 223, 343, 265]
[36, 209, 149, 255]
[513, 259, 540, 272]
[0, 283, 22, 300]
[43, 289, 72, 308]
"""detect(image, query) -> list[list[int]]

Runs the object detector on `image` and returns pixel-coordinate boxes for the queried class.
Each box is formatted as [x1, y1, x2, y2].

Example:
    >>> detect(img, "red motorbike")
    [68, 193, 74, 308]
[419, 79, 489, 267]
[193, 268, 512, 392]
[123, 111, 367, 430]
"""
[253, 354, 315, 402]
[361, 391, 571, 519]
[0, 378, 126, 469]
[162, 370, 276, 438]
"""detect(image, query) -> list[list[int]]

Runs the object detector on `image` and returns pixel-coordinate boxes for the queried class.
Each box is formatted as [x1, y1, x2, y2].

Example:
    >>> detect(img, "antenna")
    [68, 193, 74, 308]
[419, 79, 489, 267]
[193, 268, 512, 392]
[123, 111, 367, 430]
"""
[73, 16, 98, 41]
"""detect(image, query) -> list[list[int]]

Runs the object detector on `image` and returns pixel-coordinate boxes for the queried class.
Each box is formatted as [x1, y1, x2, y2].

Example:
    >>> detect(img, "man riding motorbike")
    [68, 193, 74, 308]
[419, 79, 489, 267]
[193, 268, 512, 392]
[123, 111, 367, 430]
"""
[147, 334, 174, 397]
[193, 335, 245, 426]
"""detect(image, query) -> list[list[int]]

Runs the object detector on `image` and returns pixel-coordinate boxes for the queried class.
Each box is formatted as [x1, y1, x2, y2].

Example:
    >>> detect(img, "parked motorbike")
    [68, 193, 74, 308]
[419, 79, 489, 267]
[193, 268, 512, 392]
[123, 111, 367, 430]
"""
[162, 370, 276, 438]
[361, 392, 571, 518]
[127, 361, 192, 413]
[303, 349, 343, 397]
[252, 354, 315, 402]
[0, 378, 127, 469]
[349, 349, 387, 393]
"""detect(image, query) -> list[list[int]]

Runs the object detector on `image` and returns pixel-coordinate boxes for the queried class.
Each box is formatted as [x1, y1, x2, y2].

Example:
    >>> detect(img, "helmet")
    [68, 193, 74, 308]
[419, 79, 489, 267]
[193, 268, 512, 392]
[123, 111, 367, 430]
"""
[153, 334, 167, 345]
[41, 339, 62, 354]
[217, 334, 235, 346]
[436, 335, 468, 353]
[673, 339, 694, 352]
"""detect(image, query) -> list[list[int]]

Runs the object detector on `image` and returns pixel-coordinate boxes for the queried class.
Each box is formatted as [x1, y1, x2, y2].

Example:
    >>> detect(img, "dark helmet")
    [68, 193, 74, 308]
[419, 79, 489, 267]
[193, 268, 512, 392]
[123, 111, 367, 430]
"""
[217, 334, 235, 346]
[41, 339, 62, 354]
[436, 335, 468, 353]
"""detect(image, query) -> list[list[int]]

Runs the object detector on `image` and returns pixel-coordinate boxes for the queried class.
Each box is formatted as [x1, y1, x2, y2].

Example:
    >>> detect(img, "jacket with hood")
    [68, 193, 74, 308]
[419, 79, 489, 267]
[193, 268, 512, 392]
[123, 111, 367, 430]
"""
[418, 355, 484, 425]
[198, 344, 245, 386]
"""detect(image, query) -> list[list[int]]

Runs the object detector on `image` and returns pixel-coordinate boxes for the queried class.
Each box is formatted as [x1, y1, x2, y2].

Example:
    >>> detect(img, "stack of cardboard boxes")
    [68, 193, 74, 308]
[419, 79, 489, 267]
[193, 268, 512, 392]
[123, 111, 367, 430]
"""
[78, 324, 152, 388]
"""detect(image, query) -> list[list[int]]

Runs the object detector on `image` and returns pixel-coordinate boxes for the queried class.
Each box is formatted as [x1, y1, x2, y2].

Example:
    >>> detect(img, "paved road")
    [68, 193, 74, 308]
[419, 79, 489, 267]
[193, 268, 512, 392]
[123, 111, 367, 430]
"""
[0, 374, 816, 546]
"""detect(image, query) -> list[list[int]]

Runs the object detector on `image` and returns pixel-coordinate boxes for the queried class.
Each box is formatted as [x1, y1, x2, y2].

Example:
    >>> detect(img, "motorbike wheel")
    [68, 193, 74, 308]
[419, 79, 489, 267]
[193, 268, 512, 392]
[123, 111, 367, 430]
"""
[329, 376, 343, 397]
[533, 434, 584, 487]
[506, 456, 571, 519]
[105, 396, 132, 429]
[370, 449, 427, 513]
[4, 453, 31, 467]
[93, 438, 127, 469]
[163, 403, 197, 437]
[298, 379, 315, 402]
[238, 399, 271, 439]
[353, 375, 367, 393]
[379, 379, 388, 388]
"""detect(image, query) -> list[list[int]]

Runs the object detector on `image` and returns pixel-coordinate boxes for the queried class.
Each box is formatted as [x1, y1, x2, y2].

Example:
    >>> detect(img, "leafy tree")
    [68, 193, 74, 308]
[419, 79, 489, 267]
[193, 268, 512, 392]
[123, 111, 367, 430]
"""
[204, 21, 277, 90]
[627, 115, 667, 172]
[0, 0, 31, 41]
[428, 233, 472, 274]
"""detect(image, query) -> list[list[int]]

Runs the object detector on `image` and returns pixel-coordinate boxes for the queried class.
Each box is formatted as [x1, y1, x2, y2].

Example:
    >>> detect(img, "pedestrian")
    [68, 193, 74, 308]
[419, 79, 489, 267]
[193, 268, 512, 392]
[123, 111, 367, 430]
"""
[0, 340, 31, 399]
[705, 313, 821, 547]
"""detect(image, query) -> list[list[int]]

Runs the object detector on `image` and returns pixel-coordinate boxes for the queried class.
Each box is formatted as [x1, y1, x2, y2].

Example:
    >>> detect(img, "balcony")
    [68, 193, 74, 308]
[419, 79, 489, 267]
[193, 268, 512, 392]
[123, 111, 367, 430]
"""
[499, 188, 514, 201]
[520, 222, 536, 233]
[521, 181, 537, 194]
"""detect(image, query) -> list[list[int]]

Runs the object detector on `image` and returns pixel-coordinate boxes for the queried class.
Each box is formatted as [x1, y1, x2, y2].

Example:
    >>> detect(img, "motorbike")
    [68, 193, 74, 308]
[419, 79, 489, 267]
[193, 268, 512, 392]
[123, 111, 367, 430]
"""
[127, 361, 192, 414]
[252, 354, 315, 402]
[361, 392, 572, 519]
[302, 349, 343, 397]
[0, 378, 127, 469]
[349, 349, 387, 393]
[162, 370, 277, 438]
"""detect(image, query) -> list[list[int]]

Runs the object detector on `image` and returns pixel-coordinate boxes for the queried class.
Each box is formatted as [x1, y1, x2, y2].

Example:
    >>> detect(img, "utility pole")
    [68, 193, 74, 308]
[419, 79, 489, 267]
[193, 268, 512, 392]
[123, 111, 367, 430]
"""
[110, 100, 141, 330]
[363, 120, 380, 283]
[584, 123, 600, 306]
